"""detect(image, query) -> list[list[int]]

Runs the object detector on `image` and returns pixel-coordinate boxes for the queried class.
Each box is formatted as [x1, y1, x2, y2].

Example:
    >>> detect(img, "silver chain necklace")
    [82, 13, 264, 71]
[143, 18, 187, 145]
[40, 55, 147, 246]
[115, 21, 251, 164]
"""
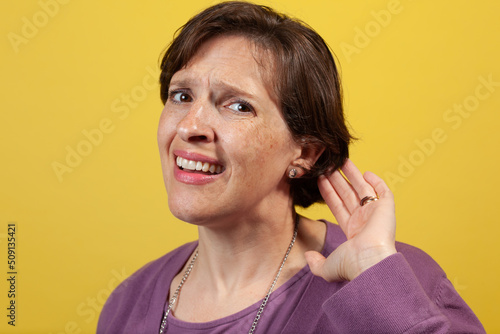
[159, 216, 299, 334]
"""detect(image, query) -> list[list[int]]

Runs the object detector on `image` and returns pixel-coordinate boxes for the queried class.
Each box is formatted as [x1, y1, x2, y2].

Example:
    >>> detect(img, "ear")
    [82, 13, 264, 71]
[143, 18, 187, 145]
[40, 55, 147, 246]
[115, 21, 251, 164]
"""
[288, 138, 325, 177]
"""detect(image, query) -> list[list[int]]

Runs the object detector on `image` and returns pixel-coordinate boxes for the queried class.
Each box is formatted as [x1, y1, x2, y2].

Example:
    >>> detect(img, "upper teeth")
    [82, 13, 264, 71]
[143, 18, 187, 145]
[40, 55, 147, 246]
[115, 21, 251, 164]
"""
[176, 156, 223, 174]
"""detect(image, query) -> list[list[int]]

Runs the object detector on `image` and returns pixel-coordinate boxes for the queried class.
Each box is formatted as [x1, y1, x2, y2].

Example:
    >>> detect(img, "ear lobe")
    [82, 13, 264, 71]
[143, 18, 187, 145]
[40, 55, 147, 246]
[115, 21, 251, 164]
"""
[290, 139, 325, 175]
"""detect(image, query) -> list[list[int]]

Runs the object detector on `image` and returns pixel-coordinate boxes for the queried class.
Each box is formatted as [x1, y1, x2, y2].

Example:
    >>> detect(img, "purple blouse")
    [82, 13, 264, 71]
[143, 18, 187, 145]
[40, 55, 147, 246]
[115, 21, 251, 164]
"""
[97, 221, 485, 333]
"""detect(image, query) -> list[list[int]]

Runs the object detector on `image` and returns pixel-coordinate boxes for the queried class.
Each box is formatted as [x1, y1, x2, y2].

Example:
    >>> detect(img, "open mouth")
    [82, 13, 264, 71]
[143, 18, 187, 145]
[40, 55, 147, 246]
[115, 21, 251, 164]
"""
[176, 156, 225, 175]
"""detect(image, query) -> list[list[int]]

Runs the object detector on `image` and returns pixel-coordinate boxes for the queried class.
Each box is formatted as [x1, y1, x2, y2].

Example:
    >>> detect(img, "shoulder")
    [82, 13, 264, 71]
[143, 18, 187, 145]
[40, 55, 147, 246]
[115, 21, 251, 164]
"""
[114, 241, 197, 295]
[97, 241, 197, 333]
[308, 220, 485, 333]
[395, 241, 445, 277]
[393, 240, 448, 301]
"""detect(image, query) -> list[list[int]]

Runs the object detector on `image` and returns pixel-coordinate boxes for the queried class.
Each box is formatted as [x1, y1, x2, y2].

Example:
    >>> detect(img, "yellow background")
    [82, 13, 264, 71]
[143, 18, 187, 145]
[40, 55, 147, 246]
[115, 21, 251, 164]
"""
[1, 0, 498, 332]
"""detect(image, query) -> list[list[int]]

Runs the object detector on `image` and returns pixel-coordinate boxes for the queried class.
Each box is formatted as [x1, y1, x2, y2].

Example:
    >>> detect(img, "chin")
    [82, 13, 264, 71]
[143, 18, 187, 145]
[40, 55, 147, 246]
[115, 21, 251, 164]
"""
[168, 197, 209, 225]
[167, 195, 239, 228]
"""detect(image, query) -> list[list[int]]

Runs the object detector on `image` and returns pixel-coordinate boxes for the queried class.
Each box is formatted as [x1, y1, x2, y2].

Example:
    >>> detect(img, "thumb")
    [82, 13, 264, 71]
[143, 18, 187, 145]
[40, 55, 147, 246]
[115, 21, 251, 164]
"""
[305, 250, 345, 282]
[305, 251, 328, 279]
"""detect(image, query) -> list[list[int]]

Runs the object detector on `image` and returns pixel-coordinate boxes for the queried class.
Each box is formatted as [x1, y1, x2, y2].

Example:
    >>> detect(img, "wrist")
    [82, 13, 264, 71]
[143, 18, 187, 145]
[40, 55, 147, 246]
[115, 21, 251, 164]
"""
[351, 246, 397, 280]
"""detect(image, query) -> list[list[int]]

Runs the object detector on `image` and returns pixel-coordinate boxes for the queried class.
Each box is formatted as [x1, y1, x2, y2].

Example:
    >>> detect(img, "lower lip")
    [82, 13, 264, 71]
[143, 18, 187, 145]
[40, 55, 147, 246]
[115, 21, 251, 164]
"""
[173, 165, 222, 185]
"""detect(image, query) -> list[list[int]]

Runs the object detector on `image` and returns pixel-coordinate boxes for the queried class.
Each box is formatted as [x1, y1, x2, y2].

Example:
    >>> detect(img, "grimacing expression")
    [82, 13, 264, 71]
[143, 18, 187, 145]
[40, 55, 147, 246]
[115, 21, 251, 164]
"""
[157, 35, 302, 225]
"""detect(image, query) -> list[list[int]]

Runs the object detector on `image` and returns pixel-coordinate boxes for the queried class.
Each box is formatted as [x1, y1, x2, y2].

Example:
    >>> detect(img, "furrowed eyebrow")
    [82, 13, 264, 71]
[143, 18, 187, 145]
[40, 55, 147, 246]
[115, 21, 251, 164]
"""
[169, 79, 193, 89]
[213, 82, 256, 100]
[170, 77, 257, 101]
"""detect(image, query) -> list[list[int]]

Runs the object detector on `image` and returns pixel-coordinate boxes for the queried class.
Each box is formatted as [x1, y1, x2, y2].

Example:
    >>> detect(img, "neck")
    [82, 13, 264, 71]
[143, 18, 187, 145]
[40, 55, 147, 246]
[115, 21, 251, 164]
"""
[168, 210, 327, 323]
[193, 210, 298, 294]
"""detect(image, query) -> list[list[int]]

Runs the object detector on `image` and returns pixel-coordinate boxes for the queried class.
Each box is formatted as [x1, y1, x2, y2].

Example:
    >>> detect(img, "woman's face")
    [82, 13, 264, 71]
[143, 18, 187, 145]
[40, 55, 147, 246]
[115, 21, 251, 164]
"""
[157, 35, 301, 225]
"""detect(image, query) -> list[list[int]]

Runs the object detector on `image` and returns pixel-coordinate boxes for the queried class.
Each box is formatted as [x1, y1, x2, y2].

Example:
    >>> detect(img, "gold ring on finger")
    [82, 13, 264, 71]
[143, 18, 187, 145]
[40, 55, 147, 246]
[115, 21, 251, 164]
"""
[360, 195, 378, 206]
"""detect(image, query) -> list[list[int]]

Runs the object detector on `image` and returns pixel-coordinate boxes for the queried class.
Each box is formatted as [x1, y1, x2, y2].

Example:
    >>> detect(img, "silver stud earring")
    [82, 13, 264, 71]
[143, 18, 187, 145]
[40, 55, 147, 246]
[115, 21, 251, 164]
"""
[288, 168, 297, 178]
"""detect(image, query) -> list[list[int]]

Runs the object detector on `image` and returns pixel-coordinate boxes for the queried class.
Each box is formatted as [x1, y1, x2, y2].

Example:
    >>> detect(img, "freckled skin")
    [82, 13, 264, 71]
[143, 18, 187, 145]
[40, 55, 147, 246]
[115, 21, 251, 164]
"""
[157, 35, 302, 228]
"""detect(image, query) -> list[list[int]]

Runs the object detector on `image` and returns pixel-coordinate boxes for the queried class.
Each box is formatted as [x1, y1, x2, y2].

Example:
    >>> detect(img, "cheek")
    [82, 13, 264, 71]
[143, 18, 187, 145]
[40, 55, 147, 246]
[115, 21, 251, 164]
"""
[157, 110, 176, 150]
[157, 111, 179, 181]
[255, 119, 295, 155]
[227, 121, 292, 171]
[157, 109, 167, 144]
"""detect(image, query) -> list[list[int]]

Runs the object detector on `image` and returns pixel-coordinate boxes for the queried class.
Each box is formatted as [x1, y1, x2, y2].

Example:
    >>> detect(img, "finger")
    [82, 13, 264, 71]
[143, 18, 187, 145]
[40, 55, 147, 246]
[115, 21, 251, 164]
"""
[326, 169, 359, 214]
[318, 175, 350, 229]
[363, 171, 394, 201]
[341, 159, 377, 201]
[304, 251, 342, 282]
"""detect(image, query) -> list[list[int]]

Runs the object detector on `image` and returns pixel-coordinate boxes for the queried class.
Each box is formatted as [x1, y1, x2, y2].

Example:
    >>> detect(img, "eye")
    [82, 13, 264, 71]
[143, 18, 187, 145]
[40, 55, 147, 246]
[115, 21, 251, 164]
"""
[170, 90, 192, 103]
[227, 101, 253, 114]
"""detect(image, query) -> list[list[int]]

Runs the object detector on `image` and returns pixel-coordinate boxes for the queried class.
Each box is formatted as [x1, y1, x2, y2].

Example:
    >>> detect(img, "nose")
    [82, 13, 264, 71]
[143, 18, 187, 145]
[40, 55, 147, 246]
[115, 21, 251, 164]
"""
[176, 102, 215, 143]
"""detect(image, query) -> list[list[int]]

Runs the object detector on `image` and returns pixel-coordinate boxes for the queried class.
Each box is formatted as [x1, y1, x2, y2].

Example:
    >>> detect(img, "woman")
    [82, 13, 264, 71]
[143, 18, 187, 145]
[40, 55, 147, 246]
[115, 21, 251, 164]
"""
[98, 2, 484, 333]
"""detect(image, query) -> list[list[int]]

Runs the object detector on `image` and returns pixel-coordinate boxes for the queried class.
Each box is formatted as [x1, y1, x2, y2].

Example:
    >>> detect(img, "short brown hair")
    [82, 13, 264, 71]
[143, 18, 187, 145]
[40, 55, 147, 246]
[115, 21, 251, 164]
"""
[160, 1, 354, 207]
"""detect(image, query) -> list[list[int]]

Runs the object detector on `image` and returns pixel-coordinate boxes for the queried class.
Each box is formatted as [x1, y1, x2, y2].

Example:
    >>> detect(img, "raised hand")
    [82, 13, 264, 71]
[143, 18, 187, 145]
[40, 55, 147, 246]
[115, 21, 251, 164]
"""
[305, 159, 397, 282]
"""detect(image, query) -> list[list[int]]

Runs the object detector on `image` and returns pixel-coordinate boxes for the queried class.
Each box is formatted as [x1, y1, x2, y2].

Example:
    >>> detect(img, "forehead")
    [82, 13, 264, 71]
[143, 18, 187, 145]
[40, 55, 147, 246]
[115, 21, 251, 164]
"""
[190, 35, 260, 66]
[172, 35, 276, 99]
